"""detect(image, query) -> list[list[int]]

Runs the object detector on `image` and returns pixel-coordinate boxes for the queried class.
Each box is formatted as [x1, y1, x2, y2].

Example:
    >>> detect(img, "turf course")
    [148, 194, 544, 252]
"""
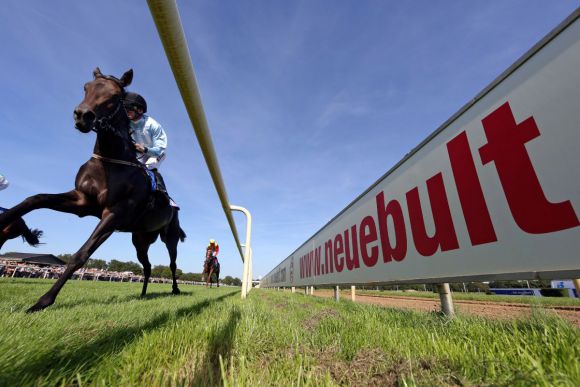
[0, 278, 578, 386]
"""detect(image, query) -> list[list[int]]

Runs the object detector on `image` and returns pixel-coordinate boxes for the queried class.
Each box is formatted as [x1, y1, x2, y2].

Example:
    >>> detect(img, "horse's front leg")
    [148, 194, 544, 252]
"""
[0, 190, 92, 228]
[26, 210, 121, 313]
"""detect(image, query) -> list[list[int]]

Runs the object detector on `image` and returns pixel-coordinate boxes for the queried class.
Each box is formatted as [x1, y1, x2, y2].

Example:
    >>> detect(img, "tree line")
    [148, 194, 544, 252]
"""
[56, 254, 242, 286]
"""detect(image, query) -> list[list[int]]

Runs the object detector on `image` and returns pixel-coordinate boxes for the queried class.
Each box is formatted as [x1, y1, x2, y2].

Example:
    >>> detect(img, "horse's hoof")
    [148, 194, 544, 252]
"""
[26, 304, 46, 313]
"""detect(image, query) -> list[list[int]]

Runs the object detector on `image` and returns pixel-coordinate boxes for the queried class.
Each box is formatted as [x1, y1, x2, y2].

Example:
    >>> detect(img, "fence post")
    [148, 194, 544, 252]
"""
[571, 279, 580, 298]
[310, 286, 315, 296]
[230, 205, 252, 299]
[437, 283, 455, 316]
[334, 286, 340, 301]
[351, 285, 356, 301]
[291, 286, 295, 293]
[304, 287, 308, 295]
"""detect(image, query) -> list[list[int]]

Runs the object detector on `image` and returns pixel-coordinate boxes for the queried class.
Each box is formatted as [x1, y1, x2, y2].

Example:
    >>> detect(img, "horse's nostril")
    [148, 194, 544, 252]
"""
[83, 111, 95, 122]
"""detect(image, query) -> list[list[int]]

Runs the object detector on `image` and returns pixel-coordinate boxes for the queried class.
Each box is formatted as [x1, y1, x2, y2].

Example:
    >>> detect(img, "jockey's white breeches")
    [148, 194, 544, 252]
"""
[139, 153, 166, 170]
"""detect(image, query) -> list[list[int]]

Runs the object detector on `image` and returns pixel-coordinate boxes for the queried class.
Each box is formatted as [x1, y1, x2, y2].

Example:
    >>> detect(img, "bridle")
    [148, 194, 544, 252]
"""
[91, 74, 129, 134]
[91, 94, 126, 134]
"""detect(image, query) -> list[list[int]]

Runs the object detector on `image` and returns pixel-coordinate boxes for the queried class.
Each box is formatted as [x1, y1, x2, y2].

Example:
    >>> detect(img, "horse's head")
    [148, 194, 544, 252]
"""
[73, 67, 133, 133]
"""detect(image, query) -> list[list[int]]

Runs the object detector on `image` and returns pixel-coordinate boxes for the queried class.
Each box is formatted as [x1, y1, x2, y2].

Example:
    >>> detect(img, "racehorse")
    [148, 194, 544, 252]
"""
[0, 213, 43, 250]
[0, 68, 186, 312]
[203, 248, 220, 288]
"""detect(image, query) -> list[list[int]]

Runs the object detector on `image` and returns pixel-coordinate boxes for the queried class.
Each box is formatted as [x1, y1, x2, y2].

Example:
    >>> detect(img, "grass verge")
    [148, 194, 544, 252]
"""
[0, 279, 578, 386]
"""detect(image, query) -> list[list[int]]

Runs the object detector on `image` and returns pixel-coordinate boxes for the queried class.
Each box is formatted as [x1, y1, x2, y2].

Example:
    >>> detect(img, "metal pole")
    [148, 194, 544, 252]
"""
[573, 279, 580, 298]
[247, 247, 253, 295]
[437, 283, 455, 316]
[231, 206, 252, 299]
[147, 0, 245, 259]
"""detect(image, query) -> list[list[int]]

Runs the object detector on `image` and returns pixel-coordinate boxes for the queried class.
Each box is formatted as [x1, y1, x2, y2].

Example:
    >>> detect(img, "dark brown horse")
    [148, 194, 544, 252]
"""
[0, 68, 186, 312]
[0, 214, 43, 250]
[203, 248, 220, 287]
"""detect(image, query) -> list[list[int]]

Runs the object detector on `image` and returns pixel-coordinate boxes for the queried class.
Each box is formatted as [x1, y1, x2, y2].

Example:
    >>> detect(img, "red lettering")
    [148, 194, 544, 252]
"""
[324, 239, 333, 274]
[334, 234, 345, 272]
[406, 173, 459, 256]
[447, 131, 498, 245]
[479, 102, 579, 233]
[299, 255, 304, 278]
[360, 215, 379, 267]
[345, 225, 360, 270]
[376, 192, 407, 262]
[314, 246, 321, 276]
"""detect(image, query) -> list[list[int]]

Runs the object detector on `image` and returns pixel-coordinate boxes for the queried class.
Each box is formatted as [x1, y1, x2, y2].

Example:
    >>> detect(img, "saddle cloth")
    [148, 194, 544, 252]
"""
[144, 168, 157, 191]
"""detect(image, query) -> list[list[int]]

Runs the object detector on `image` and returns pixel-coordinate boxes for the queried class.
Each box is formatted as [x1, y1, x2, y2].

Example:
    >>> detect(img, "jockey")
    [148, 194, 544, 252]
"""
[123, 92, 169, 193]
[0, 173, 8, 212]
[0, 174, 8, 192]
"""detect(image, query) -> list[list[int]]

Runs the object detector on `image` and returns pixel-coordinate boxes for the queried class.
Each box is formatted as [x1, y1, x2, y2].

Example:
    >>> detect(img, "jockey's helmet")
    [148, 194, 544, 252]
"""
[123, 92, 147, 113]
[209, 239, 216, 245]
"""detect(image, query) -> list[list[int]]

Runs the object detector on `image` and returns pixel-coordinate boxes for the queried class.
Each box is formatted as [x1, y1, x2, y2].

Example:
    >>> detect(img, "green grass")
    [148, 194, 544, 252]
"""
[0, 278, 578, 386]
[354, 289, 580, 307]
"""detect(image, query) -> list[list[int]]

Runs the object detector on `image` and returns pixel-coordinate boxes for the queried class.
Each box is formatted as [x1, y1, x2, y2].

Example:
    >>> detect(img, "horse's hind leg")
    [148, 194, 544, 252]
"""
[132, 232, 158, 297]
[162, 213, 182, 295]
[164, 233, 180, 295]
[27, 212, 119, 312]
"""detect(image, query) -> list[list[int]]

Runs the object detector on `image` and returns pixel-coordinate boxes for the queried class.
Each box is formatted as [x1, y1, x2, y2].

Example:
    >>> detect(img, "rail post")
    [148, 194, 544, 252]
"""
[231, 206, 252, 299]
[351, 285, 356, 301]
[437, 283, 455, 316]
[334, 286, 340, 301]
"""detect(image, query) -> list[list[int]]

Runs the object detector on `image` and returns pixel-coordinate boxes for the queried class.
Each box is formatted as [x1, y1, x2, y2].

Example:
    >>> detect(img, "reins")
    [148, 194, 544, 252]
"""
[91, 153, 143, 168]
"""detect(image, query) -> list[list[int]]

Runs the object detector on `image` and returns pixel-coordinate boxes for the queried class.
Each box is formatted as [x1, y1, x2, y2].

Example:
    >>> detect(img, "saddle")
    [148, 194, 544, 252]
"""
[143, 169, 179, 210]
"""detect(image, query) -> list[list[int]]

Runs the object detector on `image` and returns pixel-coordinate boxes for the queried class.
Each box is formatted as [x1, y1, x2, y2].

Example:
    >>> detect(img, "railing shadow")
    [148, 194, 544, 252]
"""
[192, 306, 242, 386]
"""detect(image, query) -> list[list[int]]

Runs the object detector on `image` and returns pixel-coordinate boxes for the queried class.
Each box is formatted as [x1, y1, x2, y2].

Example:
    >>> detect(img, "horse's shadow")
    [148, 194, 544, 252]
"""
[3, 291, 238, 385]
[51, 289, 196, 311]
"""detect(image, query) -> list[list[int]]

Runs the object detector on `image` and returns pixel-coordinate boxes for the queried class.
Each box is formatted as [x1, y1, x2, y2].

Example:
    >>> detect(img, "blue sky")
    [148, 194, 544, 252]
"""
[1, 1, 577, 279]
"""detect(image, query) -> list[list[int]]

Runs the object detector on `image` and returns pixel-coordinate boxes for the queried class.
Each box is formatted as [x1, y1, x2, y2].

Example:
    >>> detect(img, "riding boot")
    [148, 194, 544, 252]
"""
[152, 169, 167, 193]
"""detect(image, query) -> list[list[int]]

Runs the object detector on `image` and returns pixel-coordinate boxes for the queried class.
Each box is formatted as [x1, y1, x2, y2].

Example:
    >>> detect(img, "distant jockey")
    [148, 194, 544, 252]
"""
[206, 239, 219, 259]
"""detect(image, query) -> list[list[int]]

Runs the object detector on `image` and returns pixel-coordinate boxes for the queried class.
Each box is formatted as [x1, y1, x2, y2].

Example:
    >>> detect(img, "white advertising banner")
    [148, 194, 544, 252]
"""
[263, 12, 580, 288]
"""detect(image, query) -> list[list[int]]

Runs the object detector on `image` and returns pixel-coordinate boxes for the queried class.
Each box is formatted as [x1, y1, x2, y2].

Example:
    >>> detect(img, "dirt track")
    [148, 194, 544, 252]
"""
[313, 290, 580, 327]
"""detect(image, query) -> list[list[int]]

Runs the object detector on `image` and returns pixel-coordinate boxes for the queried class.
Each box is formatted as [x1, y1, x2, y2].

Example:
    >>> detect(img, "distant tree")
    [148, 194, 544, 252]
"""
[222, 276, 242, 286]
[108, 259, 143, 275]
[151, 265, 182, 279]
[180, 272, 203, 282]
[86, 259, 108, 270]
[57, 254, 73, 263]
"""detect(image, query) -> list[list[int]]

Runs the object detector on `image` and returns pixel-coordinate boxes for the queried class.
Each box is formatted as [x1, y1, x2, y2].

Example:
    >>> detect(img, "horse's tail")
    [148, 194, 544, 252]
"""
[21, 227, 43, 247]
[179, 227, 186, 243]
